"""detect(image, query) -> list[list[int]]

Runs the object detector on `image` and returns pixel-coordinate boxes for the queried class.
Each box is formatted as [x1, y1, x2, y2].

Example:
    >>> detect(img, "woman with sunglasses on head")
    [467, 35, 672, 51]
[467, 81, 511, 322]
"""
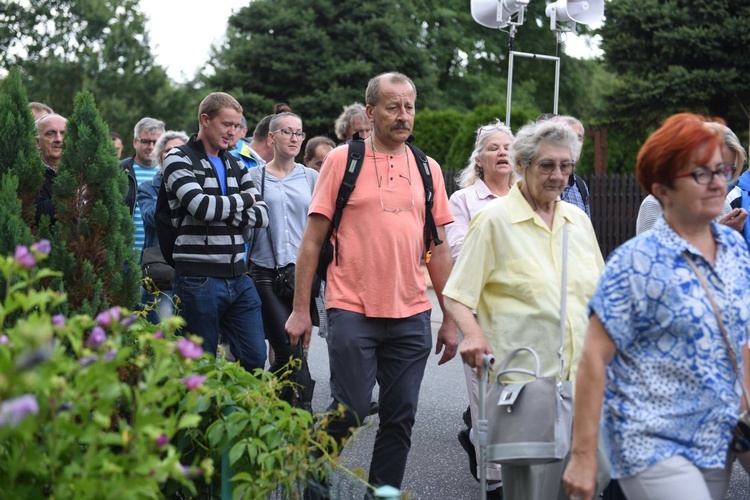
[247, 111, 319, 407]
[446, 120, 515, 496]
[443, 119, 609, 499]
[563, 113, 750, 500]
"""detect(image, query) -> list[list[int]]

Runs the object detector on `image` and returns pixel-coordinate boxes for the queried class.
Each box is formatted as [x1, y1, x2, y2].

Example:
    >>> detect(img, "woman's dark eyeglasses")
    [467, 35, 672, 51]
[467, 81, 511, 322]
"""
[532, 161, 575, 176]
[673, 165, 733, 185]
[273, 129, 306, 140]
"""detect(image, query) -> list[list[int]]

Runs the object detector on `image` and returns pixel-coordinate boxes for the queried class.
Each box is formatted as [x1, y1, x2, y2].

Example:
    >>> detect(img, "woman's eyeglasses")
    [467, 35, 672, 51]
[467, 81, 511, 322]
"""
[273, 129, 306, 140]
[673, 165, 733, 185]
[532, 160, 575, 176]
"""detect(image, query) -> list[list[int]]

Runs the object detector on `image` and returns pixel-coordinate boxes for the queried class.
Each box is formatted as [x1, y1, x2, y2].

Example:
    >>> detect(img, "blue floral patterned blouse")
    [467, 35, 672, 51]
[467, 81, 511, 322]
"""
[590, 217, 750, 479]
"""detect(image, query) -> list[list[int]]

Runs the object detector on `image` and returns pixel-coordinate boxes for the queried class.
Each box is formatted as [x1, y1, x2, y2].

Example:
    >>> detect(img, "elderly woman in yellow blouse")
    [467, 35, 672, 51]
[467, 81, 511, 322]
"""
[443, 119, 609, 500]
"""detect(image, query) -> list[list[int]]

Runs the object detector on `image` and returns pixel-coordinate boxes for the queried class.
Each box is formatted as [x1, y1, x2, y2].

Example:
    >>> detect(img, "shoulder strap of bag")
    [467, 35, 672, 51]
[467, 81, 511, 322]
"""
[406, 139, 443, 263]
[573, 174, 589, 207]
[683, 251, 750, 408]
[558, 223, 568, 382]
[325, 133, 366, 265]
[303, 166, 316, 194]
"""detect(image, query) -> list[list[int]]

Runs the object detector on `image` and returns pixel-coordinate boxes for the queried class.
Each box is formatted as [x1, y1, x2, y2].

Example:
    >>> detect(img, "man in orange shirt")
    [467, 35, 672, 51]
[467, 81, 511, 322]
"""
[286, 72, 458, 494]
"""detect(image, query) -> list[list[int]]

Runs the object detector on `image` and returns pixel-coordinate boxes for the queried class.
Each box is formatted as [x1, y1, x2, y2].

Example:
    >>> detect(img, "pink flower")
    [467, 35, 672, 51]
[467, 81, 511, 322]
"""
[0, 335, 8, 345]
[30, 239, 51, 256]
[153, 330, 164, 339]
[103, 349, 117, 361]
[176, 338, 203, 359]
[14, 245, 35, 268]
[0, 394, 39, 428]
[95, 307, 121, 328]
[87, 326, 106, 349]
[180, 374, 207, 390]
[51, 314, 66, 326]
[156, 434, 169, 447]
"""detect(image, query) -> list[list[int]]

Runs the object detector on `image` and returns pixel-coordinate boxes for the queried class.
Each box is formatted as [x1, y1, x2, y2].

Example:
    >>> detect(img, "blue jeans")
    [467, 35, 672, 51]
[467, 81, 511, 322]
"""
[322, 308, 432, 489]
[173, 274, 266, 372]
[139, 286, 174, 325]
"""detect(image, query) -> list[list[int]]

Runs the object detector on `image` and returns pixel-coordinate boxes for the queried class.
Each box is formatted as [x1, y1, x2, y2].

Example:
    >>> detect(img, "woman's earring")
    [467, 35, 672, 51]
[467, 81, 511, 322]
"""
[478, 166, 484, 177]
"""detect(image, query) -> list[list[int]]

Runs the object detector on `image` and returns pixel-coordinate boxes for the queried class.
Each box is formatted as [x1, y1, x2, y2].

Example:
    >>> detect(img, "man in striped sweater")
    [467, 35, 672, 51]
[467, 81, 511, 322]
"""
[163, 92, 269, 372]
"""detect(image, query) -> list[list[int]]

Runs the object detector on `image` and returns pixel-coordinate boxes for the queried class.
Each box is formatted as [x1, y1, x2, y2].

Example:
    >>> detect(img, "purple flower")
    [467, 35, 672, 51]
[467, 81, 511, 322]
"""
[156, 434, 169, 447]
[0, 335, 8, 345]
[79, 355, 98, 367]
[87, 326, 106, 349]
[176, 338, 203, 360]
[14, 245, 36, 268]
[30, 239, 51, 256]
[153, 330, 164, 339]
[177, 463, 202, 478]
[95, 307, 121, 328]
[103, 349, 117, 362]
[180, 374, 207, 390]
[120, 314, 137, 328]
[51, 314, 66, 326]
[0, 394, 39, 428]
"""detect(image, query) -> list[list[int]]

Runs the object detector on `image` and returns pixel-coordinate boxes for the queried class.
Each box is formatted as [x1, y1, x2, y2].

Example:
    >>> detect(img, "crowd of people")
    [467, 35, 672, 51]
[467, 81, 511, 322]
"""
[29, 73, 750, 500]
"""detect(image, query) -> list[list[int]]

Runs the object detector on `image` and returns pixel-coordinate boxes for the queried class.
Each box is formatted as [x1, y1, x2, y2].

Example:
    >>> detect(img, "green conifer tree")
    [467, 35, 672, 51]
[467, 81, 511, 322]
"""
[0, 68, 44, 254]
[48, 90, 139, 314]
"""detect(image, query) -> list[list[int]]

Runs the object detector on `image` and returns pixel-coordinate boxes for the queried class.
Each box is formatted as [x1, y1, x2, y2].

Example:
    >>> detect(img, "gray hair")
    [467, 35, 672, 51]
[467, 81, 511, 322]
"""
[457, 120, 515, 189]
[511, 120, 581, 178]
[35, 113, 67, 137]
[365, 72, 417, 107]
[334, 103, 368, 141]
[554, 115, 585, 137]
[133, 117, 165, 139]
[705, 122, 747, 181]
[152, 130, 189, 173]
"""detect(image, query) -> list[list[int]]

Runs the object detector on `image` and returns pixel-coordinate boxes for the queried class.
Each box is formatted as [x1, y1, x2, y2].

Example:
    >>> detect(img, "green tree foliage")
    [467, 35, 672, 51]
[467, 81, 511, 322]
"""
[209, 0, 439, 137]
[0, 69, 42, 253]
[599, 0, 750, 133]
[0, 0, 201, 156]
[48, 90, 139, 314]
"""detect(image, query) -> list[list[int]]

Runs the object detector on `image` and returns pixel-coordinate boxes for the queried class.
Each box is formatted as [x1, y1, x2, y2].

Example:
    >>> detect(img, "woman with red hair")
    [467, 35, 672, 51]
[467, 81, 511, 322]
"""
[563, 113, 750, 500]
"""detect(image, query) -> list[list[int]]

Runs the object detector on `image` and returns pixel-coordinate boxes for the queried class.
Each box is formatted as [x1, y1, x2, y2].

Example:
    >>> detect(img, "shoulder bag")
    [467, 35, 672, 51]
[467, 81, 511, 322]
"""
[484, 223, 574, 465]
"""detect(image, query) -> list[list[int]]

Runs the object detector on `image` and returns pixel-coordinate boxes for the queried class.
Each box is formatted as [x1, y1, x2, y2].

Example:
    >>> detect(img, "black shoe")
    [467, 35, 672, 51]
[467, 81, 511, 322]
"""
[457, 428, 479, 482]
[487, 485, 504, 500]
[463, 405, 472, 429]
[369, 400, 379, 416]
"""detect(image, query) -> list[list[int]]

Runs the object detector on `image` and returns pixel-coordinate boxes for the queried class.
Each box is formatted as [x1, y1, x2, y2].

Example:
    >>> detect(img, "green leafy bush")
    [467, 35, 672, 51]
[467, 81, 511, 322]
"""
[0, 241, 339, 499]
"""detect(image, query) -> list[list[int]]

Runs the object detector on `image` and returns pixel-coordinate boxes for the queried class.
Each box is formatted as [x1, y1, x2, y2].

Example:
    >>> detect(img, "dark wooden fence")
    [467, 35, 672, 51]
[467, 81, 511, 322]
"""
[442, 171, 646, 260]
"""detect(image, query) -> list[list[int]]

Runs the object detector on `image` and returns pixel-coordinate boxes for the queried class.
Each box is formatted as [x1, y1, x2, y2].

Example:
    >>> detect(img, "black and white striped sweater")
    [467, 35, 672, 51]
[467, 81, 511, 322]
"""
[162, 135, 269, 278]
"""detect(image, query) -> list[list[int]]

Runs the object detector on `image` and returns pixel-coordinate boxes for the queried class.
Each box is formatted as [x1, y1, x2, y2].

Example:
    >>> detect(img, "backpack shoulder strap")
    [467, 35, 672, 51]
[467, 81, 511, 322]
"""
[406, 140, 443, 261]
[573, 174, 589, 207]
[327, 134, 366, 265]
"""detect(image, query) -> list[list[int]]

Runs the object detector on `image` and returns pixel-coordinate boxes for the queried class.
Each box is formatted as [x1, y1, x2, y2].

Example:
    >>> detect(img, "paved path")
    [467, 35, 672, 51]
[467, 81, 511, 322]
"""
[305, 289, 750, 499]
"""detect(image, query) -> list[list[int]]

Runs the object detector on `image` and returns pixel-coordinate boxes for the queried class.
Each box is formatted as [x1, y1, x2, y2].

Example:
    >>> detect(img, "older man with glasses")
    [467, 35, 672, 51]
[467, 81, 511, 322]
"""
[120, 117, 165, 254]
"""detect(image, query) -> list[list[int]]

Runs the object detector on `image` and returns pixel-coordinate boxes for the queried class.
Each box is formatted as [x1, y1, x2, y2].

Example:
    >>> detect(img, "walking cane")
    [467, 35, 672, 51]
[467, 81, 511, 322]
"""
[477, 353, 495, 500]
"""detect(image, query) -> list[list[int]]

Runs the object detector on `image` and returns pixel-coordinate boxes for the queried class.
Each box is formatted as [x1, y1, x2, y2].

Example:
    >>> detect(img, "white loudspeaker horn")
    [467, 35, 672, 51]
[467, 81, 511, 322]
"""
[471, 0, 530, 29]
[545, 0, 604, 27]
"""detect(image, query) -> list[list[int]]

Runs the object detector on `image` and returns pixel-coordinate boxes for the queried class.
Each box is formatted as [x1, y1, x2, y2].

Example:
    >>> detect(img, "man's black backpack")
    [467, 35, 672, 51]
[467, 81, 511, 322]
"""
[316, 134, 442, 281]
[155, 144, 245, 268]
